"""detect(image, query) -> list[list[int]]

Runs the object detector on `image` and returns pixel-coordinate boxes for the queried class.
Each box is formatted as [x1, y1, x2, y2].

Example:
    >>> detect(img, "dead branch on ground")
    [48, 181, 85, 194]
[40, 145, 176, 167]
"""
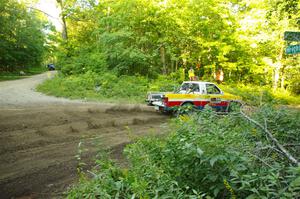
[239, 103, 299, 166]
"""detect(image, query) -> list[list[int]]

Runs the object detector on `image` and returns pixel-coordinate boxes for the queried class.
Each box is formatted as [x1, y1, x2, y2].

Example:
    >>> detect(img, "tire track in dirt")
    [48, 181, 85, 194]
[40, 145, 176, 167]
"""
[0, 104, 169, 199]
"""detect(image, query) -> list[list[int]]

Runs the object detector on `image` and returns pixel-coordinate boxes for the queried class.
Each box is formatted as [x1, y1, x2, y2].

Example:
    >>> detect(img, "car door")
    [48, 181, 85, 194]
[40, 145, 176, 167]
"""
[205, 83, 223, 110]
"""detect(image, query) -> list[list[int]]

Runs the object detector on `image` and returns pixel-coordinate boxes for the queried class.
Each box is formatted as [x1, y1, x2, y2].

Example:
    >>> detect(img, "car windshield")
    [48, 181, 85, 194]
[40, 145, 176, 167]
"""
[180, 83, 200, 92]
[180, 83, 190, 91]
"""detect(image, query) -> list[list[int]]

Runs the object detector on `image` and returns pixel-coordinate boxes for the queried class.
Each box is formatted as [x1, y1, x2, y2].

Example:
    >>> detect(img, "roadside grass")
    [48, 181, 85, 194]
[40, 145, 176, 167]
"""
[0, 67, 47, 81]
[26, 66, 47, 75]
[0, 74, 25, 81]
[37, 72, 300, 106]
[36, 72, 149, 104]
[220, 84, 300, 106]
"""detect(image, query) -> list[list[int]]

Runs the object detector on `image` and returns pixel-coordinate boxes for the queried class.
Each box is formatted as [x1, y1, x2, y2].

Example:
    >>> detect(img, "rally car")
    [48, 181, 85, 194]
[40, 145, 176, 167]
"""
[153, 81, 241, 113]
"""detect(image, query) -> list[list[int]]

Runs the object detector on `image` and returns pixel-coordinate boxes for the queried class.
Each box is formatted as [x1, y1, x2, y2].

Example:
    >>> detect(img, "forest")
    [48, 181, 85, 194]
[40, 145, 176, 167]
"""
[1, 0, 299, 94]
[52, 0, 299, 93]
[0, 0, 50, 73]
[1, 0, 300, 198]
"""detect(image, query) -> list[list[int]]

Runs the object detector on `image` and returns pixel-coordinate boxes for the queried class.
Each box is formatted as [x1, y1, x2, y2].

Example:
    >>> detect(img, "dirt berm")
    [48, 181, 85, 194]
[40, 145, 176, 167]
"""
[0, 72, 169, 198]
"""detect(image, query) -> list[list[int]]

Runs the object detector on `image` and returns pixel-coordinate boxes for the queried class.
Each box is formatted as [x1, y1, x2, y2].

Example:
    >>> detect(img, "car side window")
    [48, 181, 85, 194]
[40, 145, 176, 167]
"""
[206, 84, 221, 94]
[191, 83, 200, 92]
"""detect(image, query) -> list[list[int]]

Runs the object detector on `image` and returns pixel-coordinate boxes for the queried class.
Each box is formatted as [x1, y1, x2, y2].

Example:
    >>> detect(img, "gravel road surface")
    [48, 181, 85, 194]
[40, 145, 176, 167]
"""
[0, 72, 168, 199]
[0, 71, 83, 108]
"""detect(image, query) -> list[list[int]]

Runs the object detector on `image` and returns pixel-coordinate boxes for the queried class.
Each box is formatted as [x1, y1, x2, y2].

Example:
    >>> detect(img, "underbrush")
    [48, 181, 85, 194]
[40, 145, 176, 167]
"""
[67, 106, 300, 198]
[37, 72, 149, 103]
[0, 66, 46, 81]
[220, 84, 300, 106]
[37, 72, 180, 103]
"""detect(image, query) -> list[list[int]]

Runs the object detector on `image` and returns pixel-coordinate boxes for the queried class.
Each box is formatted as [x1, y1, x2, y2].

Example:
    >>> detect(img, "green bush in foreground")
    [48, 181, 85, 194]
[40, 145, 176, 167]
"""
[67, 106, 300, 198]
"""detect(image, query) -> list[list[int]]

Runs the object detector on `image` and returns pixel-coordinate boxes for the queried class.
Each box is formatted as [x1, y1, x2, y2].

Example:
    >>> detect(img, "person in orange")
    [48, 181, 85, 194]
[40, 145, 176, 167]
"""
[188, 67, 195, 81]
[216, 69, 224, 84]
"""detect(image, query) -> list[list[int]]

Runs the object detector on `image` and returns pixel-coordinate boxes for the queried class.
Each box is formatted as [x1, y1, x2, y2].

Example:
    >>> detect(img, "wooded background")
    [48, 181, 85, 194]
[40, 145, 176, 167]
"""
[0, 0, 299, 93]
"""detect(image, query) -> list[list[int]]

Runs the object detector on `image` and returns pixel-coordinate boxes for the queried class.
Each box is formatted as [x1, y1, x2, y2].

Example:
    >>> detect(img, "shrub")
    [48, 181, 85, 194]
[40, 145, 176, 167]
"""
[67, 107, 300, 198]
[37, 72, 150, 103]
[220, 84, 300, 105]
[57, 48, 107, 75]
[149, 72, 182, 92]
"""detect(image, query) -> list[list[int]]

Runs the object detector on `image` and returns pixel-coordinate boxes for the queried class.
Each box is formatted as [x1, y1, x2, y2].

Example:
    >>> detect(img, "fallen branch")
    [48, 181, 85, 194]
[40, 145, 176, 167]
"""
[239, 103, 299, 166]
[246, 151, 274, 168]
[284, 144, 300, 147]
[255, 145, 283, 155]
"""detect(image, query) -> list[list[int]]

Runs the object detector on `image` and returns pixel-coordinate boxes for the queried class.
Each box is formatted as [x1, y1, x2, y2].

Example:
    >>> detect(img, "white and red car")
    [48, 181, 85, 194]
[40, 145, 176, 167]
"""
[153, 81, 241, 112]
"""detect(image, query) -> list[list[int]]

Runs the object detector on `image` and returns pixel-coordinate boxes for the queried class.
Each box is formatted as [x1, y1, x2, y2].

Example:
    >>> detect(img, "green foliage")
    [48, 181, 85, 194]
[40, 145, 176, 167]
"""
[57, 46, 107, 75]
[38, 72, 299, 105]
[220, 84, 300, 105]
[37, 72, 150, 103]
[0, 0, 47, 72]
[53, 1, 239, 77]
[50, 0, 300, 95]
[285, 62, 300, 95]
[252, 105, 300, 160]
[67, 107, 300, 198]
[0, 66, 47, 81]
[67, 159, 132, 198]
[149, 72, 182, 92]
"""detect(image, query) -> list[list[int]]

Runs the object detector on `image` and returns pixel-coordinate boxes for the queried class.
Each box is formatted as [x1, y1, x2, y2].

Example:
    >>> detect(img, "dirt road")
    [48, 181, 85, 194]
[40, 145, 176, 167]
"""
[0, 72, 168, 199]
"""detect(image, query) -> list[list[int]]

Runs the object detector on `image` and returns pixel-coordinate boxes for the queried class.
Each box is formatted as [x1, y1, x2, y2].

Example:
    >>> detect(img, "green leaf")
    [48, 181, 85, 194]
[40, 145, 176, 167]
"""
[291, 176, 300, 187]
[210, 157, 218, 167]
[196, 148, 204, 157]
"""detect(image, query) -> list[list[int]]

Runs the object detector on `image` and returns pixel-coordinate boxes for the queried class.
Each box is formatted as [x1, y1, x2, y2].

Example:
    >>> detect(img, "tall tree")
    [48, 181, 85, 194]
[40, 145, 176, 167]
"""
[56, 0, 68, 40]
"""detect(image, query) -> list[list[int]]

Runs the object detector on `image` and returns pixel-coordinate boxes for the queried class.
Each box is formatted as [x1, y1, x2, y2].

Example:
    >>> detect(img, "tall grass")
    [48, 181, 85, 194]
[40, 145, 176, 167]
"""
[0, 66, 46, 81]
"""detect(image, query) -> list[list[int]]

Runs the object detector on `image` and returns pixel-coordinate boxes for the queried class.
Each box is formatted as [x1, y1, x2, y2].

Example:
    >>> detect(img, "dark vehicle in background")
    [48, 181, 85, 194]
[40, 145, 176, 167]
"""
[47, 64, 55, 71]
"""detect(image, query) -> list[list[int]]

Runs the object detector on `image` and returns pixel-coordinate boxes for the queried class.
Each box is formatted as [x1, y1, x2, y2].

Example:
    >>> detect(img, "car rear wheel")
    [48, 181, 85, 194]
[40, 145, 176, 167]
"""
[175, 102, 196, 116]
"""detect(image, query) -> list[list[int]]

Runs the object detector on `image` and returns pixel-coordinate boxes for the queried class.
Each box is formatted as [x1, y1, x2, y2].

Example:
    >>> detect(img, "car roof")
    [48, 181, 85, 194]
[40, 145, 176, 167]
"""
[182, 81, 215, 85]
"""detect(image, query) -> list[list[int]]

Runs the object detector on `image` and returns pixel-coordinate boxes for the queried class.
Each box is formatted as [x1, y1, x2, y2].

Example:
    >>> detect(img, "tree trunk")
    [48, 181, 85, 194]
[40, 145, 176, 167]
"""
[61, 16, 68, 40]
[57, 0, 68, 40]
[273, 63, 280, 90]
[160, 46, 166, 75]
[273, 38, 284, 90]
[106, 6, 111, 31]
[280, 66, 285, 89]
